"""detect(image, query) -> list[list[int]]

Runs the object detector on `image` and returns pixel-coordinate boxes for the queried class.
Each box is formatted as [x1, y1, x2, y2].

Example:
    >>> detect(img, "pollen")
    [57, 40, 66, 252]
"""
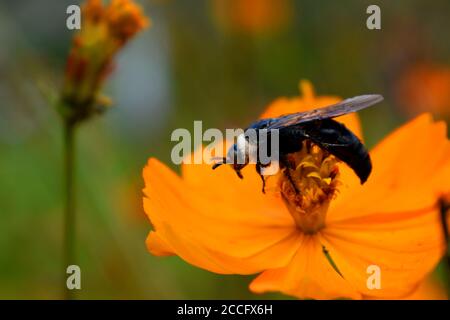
[278, 141, 340, 234]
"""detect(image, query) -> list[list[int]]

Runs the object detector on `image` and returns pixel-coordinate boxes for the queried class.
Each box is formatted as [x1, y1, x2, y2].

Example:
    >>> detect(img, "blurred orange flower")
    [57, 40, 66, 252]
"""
[143, 81, 450, 299]
[396, 63, 450, 118]
[61, 0, 149, 123]
[211, 0, 293, 35]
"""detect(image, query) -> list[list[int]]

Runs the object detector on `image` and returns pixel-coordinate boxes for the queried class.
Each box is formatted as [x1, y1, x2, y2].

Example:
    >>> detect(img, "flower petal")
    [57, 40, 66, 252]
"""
[143, 158, 301, 274]
[146, 231, 174, 256]
[398, 278, 448, 300]
[249, 235, 361, 299]
[366, 277, 448, 300]
[321, 205, 444, 298]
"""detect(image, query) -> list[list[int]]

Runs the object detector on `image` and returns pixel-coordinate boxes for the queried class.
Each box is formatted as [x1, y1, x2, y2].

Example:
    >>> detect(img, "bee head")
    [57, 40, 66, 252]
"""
[212, 134, 249, 179]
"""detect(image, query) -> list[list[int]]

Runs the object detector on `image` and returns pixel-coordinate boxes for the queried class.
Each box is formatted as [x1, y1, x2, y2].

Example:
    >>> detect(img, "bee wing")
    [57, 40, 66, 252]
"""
[265, 94, 383, 129]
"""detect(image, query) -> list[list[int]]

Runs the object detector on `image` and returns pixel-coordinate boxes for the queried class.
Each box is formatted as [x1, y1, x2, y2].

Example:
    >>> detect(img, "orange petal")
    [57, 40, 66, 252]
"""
[146, 231, 174, 256]
[398, 277, 448, 300]
[366, 277, 448, 300]
[321, 204, 444, 298]
[249, 235, 361, 299]
[143, 158, 301, 274]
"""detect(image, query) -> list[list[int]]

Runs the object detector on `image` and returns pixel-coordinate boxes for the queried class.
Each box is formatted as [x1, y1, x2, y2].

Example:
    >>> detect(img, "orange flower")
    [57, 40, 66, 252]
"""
[61, 0, 149, 123]
[210, 0, 293, 35]
[143, 81, 450, 299]
[396, 63, 450, 118]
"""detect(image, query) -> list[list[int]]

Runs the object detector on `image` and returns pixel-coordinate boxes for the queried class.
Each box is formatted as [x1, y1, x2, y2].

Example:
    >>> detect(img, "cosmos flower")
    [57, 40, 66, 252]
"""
[143, 81, 450, 299]
[61, 0, 149, 124]
[395, 63, 450, 118]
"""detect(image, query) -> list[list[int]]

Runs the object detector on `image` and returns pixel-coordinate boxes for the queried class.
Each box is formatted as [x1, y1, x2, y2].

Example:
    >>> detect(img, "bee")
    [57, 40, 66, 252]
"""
[212, 94, 384, 193]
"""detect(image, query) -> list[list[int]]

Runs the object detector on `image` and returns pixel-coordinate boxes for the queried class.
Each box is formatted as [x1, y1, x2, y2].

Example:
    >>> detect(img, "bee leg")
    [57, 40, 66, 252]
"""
[285, 168, 299, 195]
[256, 163, 266, 194]
[280, 155, 299, 195]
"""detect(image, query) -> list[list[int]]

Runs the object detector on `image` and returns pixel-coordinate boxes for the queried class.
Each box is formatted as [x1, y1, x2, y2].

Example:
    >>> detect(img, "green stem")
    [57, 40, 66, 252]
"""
[63, 121, 76, 300]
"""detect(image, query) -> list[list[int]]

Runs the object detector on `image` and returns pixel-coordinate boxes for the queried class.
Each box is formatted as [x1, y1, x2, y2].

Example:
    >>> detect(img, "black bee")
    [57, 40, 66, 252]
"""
[212, 94, 384, 193]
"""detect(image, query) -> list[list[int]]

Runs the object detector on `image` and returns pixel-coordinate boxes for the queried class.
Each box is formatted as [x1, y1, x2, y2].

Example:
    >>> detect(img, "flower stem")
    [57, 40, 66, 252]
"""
[63, 120, 76, 300]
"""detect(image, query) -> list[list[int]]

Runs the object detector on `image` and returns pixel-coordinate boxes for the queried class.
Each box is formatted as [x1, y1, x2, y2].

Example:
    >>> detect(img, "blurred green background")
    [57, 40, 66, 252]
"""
[0, 0, 449, 299]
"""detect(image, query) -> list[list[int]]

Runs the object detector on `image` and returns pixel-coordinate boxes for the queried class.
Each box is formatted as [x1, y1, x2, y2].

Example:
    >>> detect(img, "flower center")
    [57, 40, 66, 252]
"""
[278, 141, 340, 234]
